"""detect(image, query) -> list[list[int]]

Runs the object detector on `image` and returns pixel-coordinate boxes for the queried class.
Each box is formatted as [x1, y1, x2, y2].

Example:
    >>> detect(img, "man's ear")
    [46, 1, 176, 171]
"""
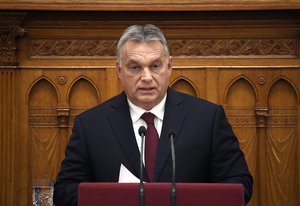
[116, 62, 122, 78]
[168, 56, 173, 71]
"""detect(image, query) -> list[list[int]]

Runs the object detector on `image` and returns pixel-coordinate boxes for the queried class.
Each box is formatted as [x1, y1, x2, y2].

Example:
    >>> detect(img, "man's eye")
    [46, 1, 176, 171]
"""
[128, 65, 141, 73]
[150, 64, 161, 71]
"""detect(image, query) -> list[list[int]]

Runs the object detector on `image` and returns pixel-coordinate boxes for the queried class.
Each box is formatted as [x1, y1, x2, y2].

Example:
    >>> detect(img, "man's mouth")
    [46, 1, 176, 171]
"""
[139, 87, 155, 93]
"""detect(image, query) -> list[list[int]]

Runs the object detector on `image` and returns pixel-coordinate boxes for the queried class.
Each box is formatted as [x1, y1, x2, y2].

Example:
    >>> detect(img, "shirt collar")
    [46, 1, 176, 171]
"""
[128, 94, 167, 123]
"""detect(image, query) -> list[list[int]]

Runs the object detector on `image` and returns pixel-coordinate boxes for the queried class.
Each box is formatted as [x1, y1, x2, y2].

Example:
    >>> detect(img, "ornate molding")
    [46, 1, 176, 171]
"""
[29, 39, 117, 59]
[1, 1, 300, 11]
[226, 107, 256, 128]
[57, 108, 70, 128]
[169, 38, 297, 58]
[257, 75, 266, 85]
[267, 114, 297, 128]
[268, 107, 297, 128]
[228, 107, 297, 128]
[255, 107, 269, 128]
[0, 12, 26, 66]
[28, 37, 297, 59]
[29, 114, 58, 128]
[227, 114, 256, 128]
[29, 108, 82, 128]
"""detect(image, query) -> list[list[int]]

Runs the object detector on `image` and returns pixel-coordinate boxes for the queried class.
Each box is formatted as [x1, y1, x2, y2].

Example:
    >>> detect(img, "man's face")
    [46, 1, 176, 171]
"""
[116, 40, 172, 110]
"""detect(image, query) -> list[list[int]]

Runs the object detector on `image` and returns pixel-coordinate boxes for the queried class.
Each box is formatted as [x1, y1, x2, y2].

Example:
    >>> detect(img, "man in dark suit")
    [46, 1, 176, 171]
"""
[53, 24, 253, 206]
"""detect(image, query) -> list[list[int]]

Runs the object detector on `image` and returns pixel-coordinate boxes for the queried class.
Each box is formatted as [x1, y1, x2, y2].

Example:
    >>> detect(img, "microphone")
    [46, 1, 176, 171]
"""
[138, 126, 147, 206]
[169, 130, 176, 206]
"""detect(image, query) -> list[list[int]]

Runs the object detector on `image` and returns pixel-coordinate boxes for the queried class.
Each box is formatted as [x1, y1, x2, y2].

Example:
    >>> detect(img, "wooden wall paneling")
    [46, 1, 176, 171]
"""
[28, 78, 59, 180]
[298, 102, 300, 206]
[218, 68, 258, 206]
[170, 67, 206, 98]
[22, 68, 110, 205]
[1, 0, 300, 11]
[218, 67, 300, 206]
[0, 69, 20, 206]
[266, 77, 298, 206]
[0, 10, 299, 206]
[0, 12, 26, 206]
[281, 69, 300, 205]
[205, 67, 219, 104]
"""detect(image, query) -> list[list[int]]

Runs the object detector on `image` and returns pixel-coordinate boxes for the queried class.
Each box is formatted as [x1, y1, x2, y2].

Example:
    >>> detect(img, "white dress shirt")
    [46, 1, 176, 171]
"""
[118, 94, 167, 182]
[128, 95, 166, 153]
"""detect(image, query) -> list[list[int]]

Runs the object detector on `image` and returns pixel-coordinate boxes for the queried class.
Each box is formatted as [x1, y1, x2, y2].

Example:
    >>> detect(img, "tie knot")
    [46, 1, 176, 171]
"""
[141, 112, 155, 124]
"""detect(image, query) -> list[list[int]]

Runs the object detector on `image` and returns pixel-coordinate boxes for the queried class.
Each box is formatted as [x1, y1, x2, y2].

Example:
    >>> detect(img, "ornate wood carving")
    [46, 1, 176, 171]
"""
[29, 39, 117, 59]
[57, 108, 70, 128]
[169, 38, 297, 58]
[29, 109, 72, 128]
[28, 37, 297, 59]
[267, 109, 297, 127]
[228, 114, 257, 127]
[255, 107, 269, 128]
[265, 78, 298, 206]
[29, 109, 58, 127]
[0, 13, 26, 66]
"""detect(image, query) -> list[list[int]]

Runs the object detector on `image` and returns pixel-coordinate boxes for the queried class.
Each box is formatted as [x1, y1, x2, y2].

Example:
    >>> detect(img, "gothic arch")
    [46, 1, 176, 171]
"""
[265, 76, 298, 206]
[26, 76, 59, 105]
[266, 76, 299, 104]
[170, 76, 199, 97]
[67, 75, 100, 104]
[224, 75, 258, 106]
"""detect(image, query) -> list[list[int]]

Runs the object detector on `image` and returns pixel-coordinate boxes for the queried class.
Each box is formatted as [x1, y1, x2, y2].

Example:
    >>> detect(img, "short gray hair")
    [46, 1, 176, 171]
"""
[116, 24, 170, 62]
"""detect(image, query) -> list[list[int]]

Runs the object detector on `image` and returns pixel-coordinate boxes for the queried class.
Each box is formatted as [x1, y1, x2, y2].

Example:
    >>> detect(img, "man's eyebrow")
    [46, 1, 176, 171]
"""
[151, 59, 163, 63]
[125, 57, 164, 66]
[125, 60, 139, 65]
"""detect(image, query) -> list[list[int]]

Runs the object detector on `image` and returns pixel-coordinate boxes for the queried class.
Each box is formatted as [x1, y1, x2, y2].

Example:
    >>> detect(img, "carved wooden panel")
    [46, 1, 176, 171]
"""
[219, 73, 258, 206]
[29, 39, 117, 59]
[266, 79, 298, 206]
[0, 70, 19, 206]
[20, 68, 107, 205]
[28, 79, 58, 179]
[170, 68, 206, 98]
[217, 68, 300, 206]
[170, 38, 297, 58]
[28, 38, 298, 59]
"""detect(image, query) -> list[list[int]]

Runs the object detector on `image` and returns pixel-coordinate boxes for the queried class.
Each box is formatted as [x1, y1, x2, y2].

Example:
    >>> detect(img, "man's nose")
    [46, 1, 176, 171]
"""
[141, 68, 152, 80]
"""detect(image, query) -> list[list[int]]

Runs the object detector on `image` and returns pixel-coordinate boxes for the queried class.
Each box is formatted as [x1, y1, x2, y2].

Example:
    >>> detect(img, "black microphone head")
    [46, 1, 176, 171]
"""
[168, 129, 176, 139]
[138, 126, 147, 137]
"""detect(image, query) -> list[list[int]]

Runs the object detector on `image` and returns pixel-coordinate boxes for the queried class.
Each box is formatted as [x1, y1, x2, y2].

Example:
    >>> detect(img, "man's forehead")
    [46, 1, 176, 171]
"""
[122, 41, 166, 61]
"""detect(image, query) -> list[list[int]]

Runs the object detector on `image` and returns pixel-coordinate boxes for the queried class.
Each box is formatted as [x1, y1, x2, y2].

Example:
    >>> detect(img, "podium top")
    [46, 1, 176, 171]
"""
[78, 182, 244, 206]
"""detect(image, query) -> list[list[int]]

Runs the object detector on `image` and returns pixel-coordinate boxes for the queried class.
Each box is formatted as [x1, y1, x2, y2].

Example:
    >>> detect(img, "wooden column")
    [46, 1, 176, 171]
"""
[0, 12, 26, 206]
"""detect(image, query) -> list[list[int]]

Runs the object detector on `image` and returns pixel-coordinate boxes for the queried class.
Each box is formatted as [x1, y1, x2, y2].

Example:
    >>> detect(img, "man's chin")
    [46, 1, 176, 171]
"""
[139, 97, 156, 104]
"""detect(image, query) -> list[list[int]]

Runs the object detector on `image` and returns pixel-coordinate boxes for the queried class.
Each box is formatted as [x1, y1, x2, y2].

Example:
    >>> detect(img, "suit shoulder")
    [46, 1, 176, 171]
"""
[77, 93, 124, 119]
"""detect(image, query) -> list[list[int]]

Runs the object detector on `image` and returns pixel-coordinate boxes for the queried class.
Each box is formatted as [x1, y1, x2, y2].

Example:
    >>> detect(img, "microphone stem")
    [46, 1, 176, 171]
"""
[170, 134, 176, 206]
[139, 135, 145, 206]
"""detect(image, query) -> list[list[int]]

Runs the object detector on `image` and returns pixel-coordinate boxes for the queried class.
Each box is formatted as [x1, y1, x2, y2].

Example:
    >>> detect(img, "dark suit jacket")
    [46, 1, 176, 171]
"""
[53, 89, 253, 206]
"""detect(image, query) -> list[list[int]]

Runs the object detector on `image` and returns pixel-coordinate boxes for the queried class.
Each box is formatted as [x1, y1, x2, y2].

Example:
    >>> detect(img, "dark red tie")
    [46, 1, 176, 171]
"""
[141, 112, 159, 182]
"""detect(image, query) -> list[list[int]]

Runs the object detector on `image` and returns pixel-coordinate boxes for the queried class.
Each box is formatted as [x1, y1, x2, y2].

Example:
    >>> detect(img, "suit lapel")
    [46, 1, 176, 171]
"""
[107, 92, 145, 180]
[154, 89, 187, 181]
[107, 90, 187, 182]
